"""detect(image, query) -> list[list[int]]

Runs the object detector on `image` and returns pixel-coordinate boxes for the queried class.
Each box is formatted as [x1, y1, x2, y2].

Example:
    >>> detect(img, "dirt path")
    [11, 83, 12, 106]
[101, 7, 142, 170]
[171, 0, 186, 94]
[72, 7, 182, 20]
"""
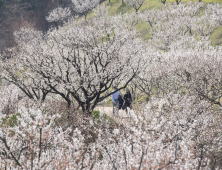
[94, 106, 133, 124]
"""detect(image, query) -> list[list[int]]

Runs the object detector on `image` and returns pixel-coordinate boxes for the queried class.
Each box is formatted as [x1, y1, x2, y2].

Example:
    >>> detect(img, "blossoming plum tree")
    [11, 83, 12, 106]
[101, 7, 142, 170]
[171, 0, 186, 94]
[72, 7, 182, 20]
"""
[1, 7, 146, 114]
[71, 0, 100, 20]
[125, 0, 145, 13]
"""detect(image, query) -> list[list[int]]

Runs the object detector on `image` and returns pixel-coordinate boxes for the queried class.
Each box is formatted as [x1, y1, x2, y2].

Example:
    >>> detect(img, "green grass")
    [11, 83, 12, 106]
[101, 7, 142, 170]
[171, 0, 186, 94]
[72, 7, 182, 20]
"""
[107, 0, 135, 15]
[92, 110, 115, 123]
[210, 26, 222, 46]
[136, 20, 151, 40]
[105, 0, 163, 14]
[1, 113, 21, 128]
[140, 0, 163, 11]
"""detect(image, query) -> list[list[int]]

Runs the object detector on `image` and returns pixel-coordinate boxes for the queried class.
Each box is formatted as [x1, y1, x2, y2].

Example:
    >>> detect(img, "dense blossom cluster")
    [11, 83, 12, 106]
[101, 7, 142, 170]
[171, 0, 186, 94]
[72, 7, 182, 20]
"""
[71, 0, 100, 14]
[0, 93, 221, 169]
[0, 84, 29, 115]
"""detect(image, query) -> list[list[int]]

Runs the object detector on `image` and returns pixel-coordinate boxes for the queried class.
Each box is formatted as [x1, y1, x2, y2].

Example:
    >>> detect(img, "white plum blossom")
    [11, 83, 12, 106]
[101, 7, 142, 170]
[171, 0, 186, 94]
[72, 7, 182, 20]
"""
[46, 7, 71, 22]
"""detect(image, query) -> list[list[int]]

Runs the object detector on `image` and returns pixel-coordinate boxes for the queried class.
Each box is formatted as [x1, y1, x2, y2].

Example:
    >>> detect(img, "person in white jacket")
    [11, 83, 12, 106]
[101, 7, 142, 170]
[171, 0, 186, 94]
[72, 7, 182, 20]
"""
[111, 86, 120, 116]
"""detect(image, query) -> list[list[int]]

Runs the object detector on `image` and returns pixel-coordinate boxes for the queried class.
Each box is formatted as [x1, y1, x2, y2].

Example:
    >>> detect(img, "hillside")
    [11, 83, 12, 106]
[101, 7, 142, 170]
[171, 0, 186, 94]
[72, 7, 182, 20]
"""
[103, 0, 222, 45]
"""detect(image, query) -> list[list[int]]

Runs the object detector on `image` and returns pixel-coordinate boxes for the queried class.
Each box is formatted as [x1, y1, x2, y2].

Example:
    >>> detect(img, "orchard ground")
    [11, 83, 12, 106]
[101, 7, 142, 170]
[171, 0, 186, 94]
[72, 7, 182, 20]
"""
[95, 106, 132, 119]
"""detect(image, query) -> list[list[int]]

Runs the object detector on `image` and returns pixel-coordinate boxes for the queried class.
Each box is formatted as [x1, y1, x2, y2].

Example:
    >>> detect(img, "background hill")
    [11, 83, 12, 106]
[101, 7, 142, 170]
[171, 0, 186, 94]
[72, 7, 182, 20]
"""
[0, 0, 71, 51]
[0, 0, 222, 51]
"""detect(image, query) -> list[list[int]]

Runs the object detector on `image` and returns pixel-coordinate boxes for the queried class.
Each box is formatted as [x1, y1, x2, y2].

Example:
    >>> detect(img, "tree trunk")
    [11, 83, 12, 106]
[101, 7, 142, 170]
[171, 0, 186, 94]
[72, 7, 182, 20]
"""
[161, 0, 166, 5]
[67, 100, 71, 119]
[136, 9, 138, 13]
[81, 104, 91, 115]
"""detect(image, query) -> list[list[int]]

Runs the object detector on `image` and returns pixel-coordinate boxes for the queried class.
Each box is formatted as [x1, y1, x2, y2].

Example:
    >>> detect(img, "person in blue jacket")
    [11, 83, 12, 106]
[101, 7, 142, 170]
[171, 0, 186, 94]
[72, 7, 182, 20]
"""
[111, 86, 120, 116]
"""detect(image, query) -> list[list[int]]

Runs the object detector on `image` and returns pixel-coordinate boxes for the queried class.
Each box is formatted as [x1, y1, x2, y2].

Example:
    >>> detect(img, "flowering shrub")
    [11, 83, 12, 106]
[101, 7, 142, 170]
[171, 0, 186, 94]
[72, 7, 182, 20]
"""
[0, 94, 221, 169]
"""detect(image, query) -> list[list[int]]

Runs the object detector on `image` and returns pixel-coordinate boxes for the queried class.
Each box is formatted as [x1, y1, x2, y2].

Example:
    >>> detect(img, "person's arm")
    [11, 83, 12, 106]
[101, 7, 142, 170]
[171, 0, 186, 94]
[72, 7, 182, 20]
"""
[123, 94, 127, 101]
[112, 94, 115, 103]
